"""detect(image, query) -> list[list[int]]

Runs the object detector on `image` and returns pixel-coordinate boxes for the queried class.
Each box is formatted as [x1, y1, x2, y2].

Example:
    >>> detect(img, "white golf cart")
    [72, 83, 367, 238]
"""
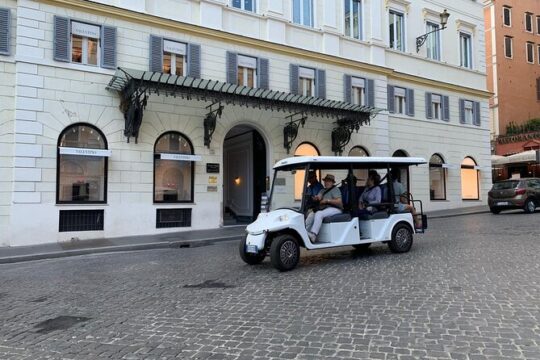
[239, 156, 428, 271]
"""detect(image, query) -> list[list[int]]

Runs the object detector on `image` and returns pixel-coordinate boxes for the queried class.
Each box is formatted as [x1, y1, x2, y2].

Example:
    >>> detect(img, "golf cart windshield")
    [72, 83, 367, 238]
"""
[269, 167, 307, 212]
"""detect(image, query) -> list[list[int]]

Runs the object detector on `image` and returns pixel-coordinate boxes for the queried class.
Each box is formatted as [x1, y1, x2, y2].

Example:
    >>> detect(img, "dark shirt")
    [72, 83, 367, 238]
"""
[306, 181, 324, 197]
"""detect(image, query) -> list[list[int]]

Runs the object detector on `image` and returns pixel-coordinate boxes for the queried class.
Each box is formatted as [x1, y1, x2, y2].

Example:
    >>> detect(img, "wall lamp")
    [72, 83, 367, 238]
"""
[416, 9, 450, 53]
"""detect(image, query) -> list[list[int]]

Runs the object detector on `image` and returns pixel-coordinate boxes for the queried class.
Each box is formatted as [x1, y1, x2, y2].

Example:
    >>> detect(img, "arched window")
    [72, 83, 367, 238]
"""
[349, 146, 369, 184]
[429, 154, 446, 200]
[392, 149, 408, 157]
[461, 156, 479, 200]
[57, 123, 108, 203]
[294, 142, 319, 200]
[154, 132, 194, 203]
[349, 146, 369, 157]
[392, 149, 409, 190]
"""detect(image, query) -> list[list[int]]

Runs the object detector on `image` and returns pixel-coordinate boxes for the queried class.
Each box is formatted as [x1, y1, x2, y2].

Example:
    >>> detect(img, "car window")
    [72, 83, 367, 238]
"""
[492, 181, 519, 190]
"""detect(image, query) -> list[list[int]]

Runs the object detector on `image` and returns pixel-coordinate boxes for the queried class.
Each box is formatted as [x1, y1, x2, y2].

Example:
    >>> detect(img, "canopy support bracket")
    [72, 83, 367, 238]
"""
[284, 112, 307, 154]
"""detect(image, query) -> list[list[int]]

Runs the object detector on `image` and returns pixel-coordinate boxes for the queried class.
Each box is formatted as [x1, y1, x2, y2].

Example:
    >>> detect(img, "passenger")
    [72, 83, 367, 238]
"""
[390, 168, 420, 227]
[305, 174, 343, 243]
[306, 171, 324, 197]
[356, 172, 382, 216]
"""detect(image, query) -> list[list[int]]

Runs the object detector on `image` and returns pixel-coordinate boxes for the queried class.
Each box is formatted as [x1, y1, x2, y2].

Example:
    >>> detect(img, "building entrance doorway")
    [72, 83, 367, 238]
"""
[223, 126, 267, 226]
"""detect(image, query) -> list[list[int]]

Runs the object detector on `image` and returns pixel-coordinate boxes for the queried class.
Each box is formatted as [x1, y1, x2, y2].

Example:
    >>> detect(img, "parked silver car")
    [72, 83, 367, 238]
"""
[488, 178, 540, 214]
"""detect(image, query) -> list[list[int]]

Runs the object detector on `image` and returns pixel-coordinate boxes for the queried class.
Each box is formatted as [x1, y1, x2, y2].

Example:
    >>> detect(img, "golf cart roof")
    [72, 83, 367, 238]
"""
[273, 156, 427, 170]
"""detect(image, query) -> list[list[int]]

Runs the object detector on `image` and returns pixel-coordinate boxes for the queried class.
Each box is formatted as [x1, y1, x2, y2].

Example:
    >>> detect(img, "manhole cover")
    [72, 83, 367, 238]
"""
[183, 280, 234, 289]
[34, 316, 90, 333]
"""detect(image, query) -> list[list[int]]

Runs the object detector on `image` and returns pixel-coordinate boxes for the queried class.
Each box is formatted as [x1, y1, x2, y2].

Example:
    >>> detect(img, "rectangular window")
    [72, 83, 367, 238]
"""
[431, 94, 441, 120]
[430, 167, 446, 200]
[299, 66, 315, 97]
[460, 32, 472, 69]
[525, 12, 533, 32]
[426, 22, 440, 60]
[156, 208, 192, 228]
[293, 0, 314, 27]
[527, 42, 535, 63]
[59, 210, 104, 232]
[237, 55, 257, 87]
[71, 21, 100, 66]
[464, 100, 474, 124]
[394, 87, 406, 114]
[504, 36, 513, 58]
[232, 0, 255, 12]
[351, 76, 365, 105]
[389, 10, 405, 51]
[503, 6, 511, 26]
[538, 45, 540, 64]
[163, 40, 186, 76]
[537, 16, 540, 34]
[344, 0, 362, 40]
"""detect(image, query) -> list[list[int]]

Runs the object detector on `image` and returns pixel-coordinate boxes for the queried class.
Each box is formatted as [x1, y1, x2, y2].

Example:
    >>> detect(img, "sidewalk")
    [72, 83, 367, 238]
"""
[0, 205, 489, 264]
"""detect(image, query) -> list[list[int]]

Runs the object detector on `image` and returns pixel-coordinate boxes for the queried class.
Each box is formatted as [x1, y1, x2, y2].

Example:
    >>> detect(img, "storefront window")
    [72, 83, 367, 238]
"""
[154, 132, 194, 203]
[429, 154, 446, 200]
[461, 156, 479, 200]
[57, 124, 108, 203]
[294, 142, 319, 200]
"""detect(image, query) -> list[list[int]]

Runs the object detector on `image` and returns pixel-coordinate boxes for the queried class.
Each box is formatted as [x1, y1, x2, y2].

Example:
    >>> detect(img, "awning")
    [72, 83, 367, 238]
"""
[491, 150, 539, 165]
[106, 67, 379, 150]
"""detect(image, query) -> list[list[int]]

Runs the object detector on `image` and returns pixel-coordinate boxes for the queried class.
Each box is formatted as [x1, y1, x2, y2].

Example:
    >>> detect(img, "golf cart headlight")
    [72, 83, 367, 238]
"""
[278, 214, 289, 222]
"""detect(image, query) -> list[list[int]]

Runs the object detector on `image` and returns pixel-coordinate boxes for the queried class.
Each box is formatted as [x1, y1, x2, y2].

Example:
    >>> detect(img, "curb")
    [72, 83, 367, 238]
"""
[427, 209, 490, 219]
[0, 235, 244, 264]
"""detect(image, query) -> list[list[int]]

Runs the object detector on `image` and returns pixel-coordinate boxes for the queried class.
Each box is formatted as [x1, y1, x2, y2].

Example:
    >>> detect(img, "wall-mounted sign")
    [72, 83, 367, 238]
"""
[59, 147, 112, 157]
[163, 40, 186, 55]
[160, 153, 202, 161]
[71, 21, 101, 39]
[207, 186, 218, 192]
[206, 163, 220, 173]
[208, 176, 218, 184]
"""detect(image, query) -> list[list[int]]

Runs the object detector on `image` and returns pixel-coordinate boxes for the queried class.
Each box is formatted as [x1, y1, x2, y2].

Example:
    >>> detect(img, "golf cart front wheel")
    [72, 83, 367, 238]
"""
[270, 234, 300, 271]
[388, 223, 413, 253]
[239, 236, 266, 265]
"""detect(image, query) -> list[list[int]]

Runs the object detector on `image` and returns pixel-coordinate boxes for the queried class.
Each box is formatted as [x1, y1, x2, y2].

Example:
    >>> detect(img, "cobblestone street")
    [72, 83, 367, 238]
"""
[1, 212, 539, 359]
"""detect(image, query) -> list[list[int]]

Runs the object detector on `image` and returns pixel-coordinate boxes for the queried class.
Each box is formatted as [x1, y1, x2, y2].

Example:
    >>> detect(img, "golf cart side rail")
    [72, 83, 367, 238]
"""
[274, 156, 427, 170]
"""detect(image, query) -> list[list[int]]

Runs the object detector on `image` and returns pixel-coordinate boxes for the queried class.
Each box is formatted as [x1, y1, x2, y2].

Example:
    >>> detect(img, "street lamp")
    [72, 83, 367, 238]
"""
[416, 9, 450, 53]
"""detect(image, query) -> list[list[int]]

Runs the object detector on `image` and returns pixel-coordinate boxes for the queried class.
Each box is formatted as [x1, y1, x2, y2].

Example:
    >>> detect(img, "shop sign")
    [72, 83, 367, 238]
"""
[207, 186, 218, 192]
[72, 22, 101, 39]
[161, 153, 202, 161]
[208, 176, 218, 184]
[206, 163, 220, 173]
[59, 147, 112, 157]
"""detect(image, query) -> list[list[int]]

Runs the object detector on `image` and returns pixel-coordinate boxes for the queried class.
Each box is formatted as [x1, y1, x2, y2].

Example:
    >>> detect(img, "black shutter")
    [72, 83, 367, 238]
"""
[226, 51, 238, 84]
[54, 16, 70, 62]
[343, 75, 352, 102]
[459, 99, 465, 124]
[425, 92, 433, 119]
[442, 95, 450, 121]
[316, 69, 326, 99]
[149, 35, 163, 72]
[257, 57, 269, 89]
[406, 88, 415, 116]
[536, 78, 540, 101]
[290, 64, 299, 95]
[387, 85, 395, 113]
[187, 43, 201, 78]
[366, 79, 375, 107]
[0, 8, 10, 55]
[101, 26, 117, 69]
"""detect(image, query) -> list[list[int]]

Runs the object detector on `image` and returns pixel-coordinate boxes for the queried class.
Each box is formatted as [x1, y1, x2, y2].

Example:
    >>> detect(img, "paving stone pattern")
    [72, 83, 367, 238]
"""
[1, 212, 540, 359]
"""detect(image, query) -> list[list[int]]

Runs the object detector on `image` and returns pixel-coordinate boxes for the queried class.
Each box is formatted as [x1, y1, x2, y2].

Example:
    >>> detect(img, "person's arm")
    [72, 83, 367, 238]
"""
[321, 195, 342, 208]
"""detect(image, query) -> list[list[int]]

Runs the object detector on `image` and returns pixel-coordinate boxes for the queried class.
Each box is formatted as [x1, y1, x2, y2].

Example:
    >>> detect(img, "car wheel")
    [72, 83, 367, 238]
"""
[239, 236, 266, 265]
[490, 207, 501, 214]
[270, 234, 300, 271]
[524, 199, 536, 214]
[353, 243, 371, 251]
[388, 223, 413, 253]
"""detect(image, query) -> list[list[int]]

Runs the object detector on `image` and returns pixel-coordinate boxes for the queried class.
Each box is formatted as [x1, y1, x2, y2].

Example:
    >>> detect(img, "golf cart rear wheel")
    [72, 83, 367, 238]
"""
[239, 236, 266, 265]
[270, 234, 300, 271]
[388, 223, 413, 253]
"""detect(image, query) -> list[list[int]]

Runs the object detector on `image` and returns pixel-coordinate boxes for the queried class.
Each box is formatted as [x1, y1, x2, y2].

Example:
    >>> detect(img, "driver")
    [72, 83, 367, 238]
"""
[305, 174, 343, 243]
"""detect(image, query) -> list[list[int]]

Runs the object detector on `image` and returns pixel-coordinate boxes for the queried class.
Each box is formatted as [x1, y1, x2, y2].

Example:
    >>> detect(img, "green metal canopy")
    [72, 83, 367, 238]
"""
[106, 67, 379, 152]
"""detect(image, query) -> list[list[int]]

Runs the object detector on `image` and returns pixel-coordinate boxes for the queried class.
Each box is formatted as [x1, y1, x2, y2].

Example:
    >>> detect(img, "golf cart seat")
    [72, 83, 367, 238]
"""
[357, 211, 389, 220]
[322, 213, 352, 223]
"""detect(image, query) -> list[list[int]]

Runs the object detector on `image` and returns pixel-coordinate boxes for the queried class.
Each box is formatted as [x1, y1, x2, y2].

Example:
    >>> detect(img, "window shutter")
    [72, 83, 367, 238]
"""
[290, 64, 299, 95]
[149, 35, 163, 72]
[366, 79, 375, 107]
[474, 101, 481, 126]
[187, 43, 201, 78]
[0, 8, 10, 55]
[101, 26, 117, 69]
[257, 57, 269, 89]
[459, 99, 465, 124]
[316, 69, 326, 99]
[442, 95, 450, 121]
[406, 88, 415, 116]
[536, 77, 540, 101]
[425, 92, 433, 119]
[387, 85, 395, 113]
[54, 16, 70, 62]
[344, 75, 352, 102]
[226, 51, 238, 84]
